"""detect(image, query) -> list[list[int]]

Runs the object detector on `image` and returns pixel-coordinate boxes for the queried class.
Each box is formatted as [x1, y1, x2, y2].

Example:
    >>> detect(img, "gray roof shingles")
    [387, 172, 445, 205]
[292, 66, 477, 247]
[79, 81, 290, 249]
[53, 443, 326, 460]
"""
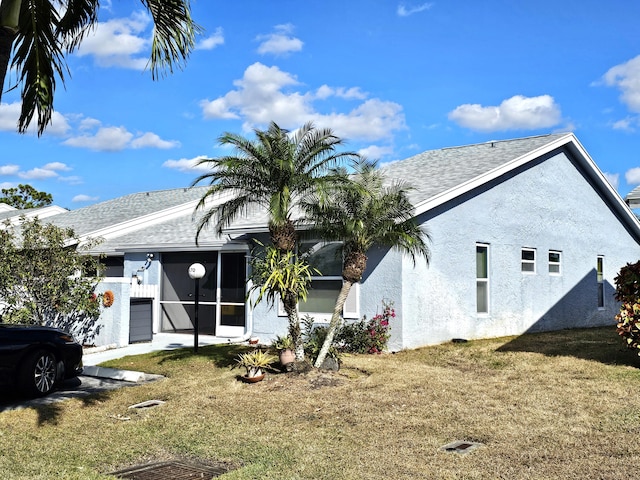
[380, 133, 569, 205]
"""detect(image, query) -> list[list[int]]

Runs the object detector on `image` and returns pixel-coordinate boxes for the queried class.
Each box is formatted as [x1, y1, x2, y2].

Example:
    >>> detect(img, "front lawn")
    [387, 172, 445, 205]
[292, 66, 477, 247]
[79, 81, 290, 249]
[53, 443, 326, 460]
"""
[1, 327, 639, 479]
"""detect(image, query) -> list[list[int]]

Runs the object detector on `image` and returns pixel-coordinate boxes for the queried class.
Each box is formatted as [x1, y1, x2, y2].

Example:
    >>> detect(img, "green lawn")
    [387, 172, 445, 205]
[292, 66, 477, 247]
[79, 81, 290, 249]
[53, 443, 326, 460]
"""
[1, 327, 639, 479]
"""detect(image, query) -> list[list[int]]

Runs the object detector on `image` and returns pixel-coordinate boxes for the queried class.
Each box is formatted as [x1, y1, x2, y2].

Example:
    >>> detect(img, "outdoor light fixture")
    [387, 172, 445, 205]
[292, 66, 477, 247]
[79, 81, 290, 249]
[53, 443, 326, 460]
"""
[188, 263, 206, 353]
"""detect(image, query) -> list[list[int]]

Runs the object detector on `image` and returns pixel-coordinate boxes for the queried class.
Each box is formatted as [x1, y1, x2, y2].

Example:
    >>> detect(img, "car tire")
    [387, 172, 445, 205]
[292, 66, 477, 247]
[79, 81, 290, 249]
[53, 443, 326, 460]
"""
[19, 350, 58, 397]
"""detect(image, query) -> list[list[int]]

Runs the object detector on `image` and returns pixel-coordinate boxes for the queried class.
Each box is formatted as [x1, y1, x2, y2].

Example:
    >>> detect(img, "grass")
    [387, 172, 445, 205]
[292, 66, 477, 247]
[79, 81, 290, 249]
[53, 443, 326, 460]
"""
[2, 327, 640, 479]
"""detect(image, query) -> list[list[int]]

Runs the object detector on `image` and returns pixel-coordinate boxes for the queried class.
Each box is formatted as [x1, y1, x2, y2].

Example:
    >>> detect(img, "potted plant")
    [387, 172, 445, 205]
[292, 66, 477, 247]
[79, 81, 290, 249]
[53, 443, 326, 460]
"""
[272, 335, 296, 367]
[235, 349, 275, 382]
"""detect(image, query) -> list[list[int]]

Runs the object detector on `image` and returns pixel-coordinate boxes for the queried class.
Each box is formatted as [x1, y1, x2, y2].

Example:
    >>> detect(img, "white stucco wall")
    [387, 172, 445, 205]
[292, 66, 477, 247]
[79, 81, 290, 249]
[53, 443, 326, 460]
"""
[396, 151, 640, 349]
[92, 278, 131, 347]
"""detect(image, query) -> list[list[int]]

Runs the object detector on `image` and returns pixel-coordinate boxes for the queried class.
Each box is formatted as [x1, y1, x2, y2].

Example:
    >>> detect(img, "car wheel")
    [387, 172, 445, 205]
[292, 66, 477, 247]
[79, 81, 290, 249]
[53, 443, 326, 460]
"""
[20, 350, 58, 397]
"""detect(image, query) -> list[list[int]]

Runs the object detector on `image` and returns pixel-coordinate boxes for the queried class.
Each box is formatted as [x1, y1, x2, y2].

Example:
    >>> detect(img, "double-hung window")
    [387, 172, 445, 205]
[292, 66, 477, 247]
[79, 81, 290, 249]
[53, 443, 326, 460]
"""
[521, 248, 536, 274]
[548, 250, 561, 275]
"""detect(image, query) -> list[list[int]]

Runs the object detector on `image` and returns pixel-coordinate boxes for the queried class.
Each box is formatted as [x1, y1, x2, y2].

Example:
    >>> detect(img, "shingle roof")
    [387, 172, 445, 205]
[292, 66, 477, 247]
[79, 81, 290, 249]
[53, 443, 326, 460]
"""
[380, 133, 570, 207]
[25, 132, 638, 251]
[49, 187, 210, 236]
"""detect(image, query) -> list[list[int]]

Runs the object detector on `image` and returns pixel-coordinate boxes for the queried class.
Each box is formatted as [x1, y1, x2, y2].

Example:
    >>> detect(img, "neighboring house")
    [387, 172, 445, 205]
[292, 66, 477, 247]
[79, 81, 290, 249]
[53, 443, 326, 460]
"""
[4, 132, 638, 350]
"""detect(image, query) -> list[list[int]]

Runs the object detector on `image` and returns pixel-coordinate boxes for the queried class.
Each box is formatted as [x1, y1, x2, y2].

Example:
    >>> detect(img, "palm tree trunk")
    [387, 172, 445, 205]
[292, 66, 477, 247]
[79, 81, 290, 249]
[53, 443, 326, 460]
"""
[314, 280, 353, 368]
[282, 294, 305, 361]
[0, 0, 21, 102]
[0, 27, 15, 102]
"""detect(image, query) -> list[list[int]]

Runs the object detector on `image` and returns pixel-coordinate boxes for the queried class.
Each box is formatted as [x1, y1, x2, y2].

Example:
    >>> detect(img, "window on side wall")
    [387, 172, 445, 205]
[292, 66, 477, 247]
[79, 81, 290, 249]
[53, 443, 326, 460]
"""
[521, 248, 536, 274]
[548, 250, 561, 275]
[597, 256, 604, 309]
[476, 244, 489, 314]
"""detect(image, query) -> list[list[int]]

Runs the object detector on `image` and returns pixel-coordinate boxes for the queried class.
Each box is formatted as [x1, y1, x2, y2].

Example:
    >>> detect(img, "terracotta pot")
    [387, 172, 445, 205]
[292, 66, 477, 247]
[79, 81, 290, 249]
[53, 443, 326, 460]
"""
[279, 348, 295, 366]
[242, 373, 265, 383]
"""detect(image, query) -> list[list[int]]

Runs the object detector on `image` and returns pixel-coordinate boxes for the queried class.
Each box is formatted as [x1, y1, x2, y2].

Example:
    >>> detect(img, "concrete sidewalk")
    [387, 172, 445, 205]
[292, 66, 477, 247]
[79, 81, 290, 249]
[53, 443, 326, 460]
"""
[83, 333, 238, 366]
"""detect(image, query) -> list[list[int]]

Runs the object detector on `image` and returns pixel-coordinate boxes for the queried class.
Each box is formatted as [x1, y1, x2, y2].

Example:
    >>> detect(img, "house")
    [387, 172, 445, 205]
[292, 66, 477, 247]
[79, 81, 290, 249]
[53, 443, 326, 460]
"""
[7, 132, 639, 350]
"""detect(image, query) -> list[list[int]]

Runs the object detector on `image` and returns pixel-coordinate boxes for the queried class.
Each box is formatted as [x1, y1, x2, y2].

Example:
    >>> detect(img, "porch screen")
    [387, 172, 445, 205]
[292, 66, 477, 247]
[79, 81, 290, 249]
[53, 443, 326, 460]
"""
[161, 252, 218, 334]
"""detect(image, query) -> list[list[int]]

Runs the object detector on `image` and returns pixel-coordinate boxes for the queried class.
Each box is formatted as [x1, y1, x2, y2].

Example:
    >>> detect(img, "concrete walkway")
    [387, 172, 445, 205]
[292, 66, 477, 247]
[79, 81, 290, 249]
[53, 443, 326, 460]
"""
[83, 333, 239, 366]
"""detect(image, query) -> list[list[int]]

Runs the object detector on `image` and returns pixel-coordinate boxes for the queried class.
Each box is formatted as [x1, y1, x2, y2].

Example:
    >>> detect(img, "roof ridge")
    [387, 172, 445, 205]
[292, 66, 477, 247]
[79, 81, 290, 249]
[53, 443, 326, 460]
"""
[440, 132, 571, 151]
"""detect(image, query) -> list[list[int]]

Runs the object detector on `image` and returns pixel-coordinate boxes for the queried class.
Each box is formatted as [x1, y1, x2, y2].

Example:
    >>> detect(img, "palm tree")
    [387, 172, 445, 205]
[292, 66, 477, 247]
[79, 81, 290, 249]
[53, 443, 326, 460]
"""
[302, 160, 432, 368]
[0, 0, 201, 135]
[193, 121, 360, 360]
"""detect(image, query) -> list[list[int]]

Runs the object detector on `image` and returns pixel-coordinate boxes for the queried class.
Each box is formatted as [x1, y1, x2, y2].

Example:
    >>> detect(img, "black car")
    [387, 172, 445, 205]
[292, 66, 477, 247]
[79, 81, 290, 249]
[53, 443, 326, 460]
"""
[0, 324, 83, 397]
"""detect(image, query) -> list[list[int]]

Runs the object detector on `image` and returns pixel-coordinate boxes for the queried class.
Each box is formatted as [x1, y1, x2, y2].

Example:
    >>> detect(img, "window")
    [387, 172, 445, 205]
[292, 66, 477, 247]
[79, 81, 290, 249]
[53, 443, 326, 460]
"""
[294, 241, 359, 320]
[548, 251, 561, 275]
[521, 248, 536, 273]
[597, 256, 604, 308]
[476, 244, 489, 314]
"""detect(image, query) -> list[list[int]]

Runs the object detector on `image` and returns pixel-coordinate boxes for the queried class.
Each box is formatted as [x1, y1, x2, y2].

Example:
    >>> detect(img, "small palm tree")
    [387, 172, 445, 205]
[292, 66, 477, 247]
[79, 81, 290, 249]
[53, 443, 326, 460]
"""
[0, 0, 202, 134]
[193, 121, 359, 360]
[302, 160, 431, 367]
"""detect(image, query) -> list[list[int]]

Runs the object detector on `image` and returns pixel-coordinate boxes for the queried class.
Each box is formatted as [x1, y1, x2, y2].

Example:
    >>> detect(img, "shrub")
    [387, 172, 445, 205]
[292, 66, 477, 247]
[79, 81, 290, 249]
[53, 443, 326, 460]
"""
[614, 261, 640, 355]
[614, 261, 640, 303]
[337, 301, 394, 354]
[301, 316, 340, 363]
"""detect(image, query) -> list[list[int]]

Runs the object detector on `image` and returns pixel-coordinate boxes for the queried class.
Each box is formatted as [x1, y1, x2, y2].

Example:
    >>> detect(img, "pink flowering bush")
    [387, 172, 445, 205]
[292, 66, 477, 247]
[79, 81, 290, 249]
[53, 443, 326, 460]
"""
[337, 301, 394, 354]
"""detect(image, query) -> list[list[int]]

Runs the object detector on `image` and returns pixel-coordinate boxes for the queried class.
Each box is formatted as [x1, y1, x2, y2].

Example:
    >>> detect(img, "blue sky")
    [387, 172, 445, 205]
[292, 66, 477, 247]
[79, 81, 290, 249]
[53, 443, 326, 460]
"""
[2, 0, 640, 208]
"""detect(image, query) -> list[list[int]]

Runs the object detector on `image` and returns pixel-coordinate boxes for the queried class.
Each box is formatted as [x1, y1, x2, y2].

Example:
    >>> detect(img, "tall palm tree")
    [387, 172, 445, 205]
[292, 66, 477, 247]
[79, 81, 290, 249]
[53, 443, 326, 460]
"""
[193, 121, 360, 359]
[0, 0, 201, 135]
[302, 160, 432, 367]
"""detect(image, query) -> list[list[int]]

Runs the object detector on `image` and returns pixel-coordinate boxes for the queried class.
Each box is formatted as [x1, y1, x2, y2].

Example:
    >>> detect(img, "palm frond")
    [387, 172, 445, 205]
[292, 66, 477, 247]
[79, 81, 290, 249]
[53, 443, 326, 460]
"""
[13, 0, 66, 134]
[142, 0, 202, 79]
[56, 0, 100, 51]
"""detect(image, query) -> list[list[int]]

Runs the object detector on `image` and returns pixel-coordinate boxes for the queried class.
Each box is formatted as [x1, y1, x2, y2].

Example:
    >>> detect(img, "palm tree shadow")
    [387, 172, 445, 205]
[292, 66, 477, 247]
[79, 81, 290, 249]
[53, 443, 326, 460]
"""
[152, 343, 252, 369]
[496, 327, 640, 368]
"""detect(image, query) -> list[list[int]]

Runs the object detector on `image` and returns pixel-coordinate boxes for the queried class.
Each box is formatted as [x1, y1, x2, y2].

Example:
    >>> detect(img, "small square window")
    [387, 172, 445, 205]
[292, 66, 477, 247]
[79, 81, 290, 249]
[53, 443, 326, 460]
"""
[521, 248, 536, 273]
[549, 251, 561, 275]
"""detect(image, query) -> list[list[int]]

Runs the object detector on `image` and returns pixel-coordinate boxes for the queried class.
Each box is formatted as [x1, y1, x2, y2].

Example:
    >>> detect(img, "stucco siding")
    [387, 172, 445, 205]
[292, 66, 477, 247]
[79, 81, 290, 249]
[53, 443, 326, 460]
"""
[397, 150, 640, 349]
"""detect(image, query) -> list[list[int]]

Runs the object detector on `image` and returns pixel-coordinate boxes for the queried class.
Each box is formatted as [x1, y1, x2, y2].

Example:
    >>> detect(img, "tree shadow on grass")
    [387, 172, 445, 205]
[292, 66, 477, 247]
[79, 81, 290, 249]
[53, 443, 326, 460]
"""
[150, 343, 256, 369]
[0, 378, 116, 425]
[496, 327, 640, 368]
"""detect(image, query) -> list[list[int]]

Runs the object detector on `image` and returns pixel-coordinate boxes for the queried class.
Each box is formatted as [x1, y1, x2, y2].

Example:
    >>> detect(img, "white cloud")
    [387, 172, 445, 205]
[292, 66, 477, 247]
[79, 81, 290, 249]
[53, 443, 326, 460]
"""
[197, 27, 224, 50]
[612, 117, 635, 131]
[63, 126, 134, 151]
[0, 162, 73, 181]
[0, 165, 20, 176]
[625, 167, 640, 185]
[162, 155, 210, 173]
[200, 62, 406, 142]
[63, 124, 178, 152]
[19, 167, 60, 180]
[59, 176, 83, 185]
[257, 24, 303, 56]
[72, 194, 99, 203]
[602, 55, 640, 113]
[358, 145, 394, 159]
[43, 162, 71, 172]
[74, 11, 150, 70]
[0, 182, 14, 189]
[131, 132, 180, 149]
[604, 172, 619, 190]
[0, 102, 70, 136]
[315, 85, 367, 100]
[448, 95, 562, 132]
[397, 3, 433, 17]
